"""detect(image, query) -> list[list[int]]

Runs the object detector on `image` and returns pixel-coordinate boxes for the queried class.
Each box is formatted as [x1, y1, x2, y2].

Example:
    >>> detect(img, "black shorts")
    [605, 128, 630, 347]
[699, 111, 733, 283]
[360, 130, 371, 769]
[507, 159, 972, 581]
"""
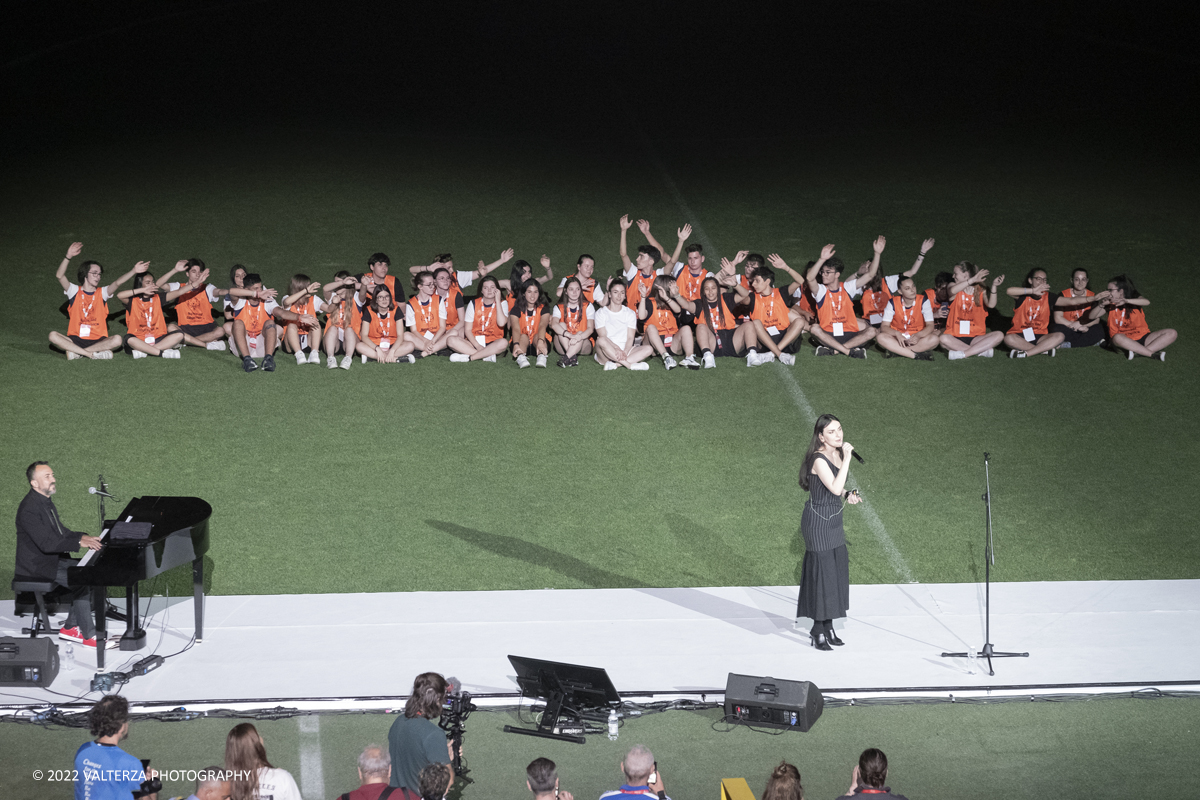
[69, 334, 103, 348]
[122, 334, 158, 354]
[711, 328, 738, 356]
[952, 335, 980, 346]
[1050, 323, 1105, 348]
[179, 322, 218, 337]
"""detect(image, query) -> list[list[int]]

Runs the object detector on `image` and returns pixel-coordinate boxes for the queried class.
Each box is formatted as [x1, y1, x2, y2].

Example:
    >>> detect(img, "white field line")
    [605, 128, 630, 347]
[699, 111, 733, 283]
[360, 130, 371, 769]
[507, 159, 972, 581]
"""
[298, 714, 325, 800]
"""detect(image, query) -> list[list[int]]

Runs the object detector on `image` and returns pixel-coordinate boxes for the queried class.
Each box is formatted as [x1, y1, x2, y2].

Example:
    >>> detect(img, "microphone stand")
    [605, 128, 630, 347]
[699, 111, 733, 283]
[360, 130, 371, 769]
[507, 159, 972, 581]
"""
[96, 474, 107, 534]
[941, 452, 1028, 675]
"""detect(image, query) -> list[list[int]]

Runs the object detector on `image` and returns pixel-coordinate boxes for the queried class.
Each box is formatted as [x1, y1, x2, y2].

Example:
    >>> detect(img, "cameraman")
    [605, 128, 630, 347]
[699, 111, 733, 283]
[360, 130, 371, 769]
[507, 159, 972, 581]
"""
[74, 695, 159, 799]
[387, 672, 455, 797]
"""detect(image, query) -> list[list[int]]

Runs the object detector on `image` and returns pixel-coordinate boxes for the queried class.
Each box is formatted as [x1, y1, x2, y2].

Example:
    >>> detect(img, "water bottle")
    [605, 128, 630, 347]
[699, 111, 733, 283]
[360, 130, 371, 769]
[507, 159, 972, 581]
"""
[607, 709, 619, 741]
[64, 644, 76, 671]
[966, 647, 978, 675]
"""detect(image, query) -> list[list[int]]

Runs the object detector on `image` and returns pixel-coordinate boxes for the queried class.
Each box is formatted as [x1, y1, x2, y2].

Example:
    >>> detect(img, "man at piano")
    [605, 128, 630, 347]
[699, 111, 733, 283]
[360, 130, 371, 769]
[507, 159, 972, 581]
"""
[14, 461, 110, 648]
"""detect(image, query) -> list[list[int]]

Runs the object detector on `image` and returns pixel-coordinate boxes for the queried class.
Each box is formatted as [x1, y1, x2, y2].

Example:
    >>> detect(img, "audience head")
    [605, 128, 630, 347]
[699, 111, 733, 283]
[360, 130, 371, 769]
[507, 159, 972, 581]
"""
[621, 744, 655, 784]
[373, 286, 394, 312]
[701, 276, 721, 303]
[952, 260, 980, 282]
[229, 264, 247, 288]
[526, 757, 559, 796]
[519, 279, 544, 311]
[636, 244, 661, 269]
[763, 761, 804, 800]
[685, 243, 705, 270]
[478, 275, 500, 300]
[368, 253, 391, 278]
[434, 253, 453, 266]
[185, 258, 207, 281]
[818, 257, 844, 286]
[433, 267, 453, 293]
[746, 253, 766, 271]
[751, 267, 777, 292]
[576, 254, 596, 276]
[136, 271, 158, 290]
[89, 695, 129, 739]
[195, 766, 232, 800]
[225, 723, 274, 800]
[857, 748, 889, 789]
[243, 273, 264, 296]
[414, 271, 436, 297]
[405, 672, 448, 719]
[561, 276, 583, 305]
[77, 260, 104, 287]
[607, 277, 628, 307]
[357, 744, 391, 784]
[418, 763, 453, 800]
[1071, 268, 1090, 291]
[652, 274, 674, 298]
[1023, 268, 1049, 290]
[288, 273, 312, 297]
[897, 275, 918, 300]
[933, 270, 953, 302]
[1107, 273, 1139, 301]
[511, 260, 533, 287]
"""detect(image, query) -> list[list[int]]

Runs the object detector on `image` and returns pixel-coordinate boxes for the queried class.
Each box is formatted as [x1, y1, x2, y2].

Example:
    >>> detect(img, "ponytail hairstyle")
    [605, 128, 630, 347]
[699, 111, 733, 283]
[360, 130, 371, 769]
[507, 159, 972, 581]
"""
[1107, 274, 1140, 300]
[799, 413, 840, 491]
[762, 761, 804, 800]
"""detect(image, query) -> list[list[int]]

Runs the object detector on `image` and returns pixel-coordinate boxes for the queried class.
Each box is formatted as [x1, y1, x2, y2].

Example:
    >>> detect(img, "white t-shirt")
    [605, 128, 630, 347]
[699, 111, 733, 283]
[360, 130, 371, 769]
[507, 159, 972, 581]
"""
[254, 766, 301, 800]
[463, 299, 509, 324]
[455, 270, 475, 289]
[595, 304, 637, 348]
[404, 296, 448, 331]
[65, 284, 112, 301]
[814, 277, 862, 303]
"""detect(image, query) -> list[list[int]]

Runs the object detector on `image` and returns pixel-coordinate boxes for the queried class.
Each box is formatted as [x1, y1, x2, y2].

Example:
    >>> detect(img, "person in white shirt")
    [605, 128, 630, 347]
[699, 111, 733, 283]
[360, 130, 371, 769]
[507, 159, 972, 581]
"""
[594, 279, 653, 371]
[225, 723, 301, 800]
[49, 241, 147, 360]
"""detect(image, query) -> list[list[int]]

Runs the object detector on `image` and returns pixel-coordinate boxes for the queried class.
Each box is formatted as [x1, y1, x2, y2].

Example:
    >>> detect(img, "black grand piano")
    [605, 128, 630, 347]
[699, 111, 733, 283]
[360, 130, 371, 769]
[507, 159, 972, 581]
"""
[67, 496, 211, 669]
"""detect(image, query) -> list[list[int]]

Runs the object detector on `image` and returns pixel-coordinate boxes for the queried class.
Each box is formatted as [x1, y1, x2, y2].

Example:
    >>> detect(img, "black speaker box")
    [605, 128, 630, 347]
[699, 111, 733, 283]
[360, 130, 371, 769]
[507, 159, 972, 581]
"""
[724, 672, 823, 732]
[0, 637, 60, 687]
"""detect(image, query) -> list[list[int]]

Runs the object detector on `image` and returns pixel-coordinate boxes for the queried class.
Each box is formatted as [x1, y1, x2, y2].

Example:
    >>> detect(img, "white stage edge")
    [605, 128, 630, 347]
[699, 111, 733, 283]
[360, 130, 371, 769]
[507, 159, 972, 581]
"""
[2, 579, 1198, 710]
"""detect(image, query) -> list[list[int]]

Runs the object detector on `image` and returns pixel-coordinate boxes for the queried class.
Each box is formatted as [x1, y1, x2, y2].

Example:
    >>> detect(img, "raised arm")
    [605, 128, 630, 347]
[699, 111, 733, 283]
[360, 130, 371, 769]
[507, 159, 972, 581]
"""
[984, 273, 1005, 308]
[806, 244, 836, 295]
[813, 444, 854, 497]
[55, 242, 83, 291]
[157, 260, 187, 289]
[905, 238, 934, 278]
[475, 248, 515, 280]
[767, 253, 805, 294]
[947, 268, 989, 296]
[322, 274, 359, 301]
[1055, 289, 1111, 308]
[618, 214, 634, 272]
[282, 280, 321, 308]
[857, 236, 886, 287]
[163, 270, 210, 303]
[537, 254, 554, 285]
[105, 261, 150, 295]
[227, 286, 279, 301]
[116, 282, 157, 302]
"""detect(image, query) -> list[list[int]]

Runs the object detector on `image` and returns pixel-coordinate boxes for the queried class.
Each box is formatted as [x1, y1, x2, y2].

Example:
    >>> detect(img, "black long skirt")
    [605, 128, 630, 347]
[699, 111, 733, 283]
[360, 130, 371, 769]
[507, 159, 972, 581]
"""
[796, 544, 850, 620]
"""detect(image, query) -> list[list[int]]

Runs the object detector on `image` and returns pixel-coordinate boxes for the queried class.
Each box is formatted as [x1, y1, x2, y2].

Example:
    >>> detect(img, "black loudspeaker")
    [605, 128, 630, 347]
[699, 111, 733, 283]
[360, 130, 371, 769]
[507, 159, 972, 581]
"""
[0, 637, 60, 687]
[724, 672, 823, 732]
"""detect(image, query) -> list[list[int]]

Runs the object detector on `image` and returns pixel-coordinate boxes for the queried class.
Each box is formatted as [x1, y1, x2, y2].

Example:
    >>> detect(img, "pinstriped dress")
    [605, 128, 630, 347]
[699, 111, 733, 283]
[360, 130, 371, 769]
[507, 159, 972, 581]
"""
[796, 453, 850, 620]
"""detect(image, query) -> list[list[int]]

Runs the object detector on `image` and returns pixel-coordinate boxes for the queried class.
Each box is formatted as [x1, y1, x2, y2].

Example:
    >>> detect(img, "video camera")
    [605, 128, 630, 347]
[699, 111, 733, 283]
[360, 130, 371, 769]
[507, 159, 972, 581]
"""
[438, 678, 476, 781]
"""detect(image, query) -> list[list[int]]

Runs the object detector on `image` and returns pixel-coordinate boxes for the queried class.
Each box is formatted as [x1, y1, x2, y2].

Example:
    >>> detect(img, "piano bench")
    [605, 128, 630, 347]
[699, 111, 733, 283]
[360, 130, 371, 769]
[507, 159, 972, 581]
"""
[11, 580, 56, 638]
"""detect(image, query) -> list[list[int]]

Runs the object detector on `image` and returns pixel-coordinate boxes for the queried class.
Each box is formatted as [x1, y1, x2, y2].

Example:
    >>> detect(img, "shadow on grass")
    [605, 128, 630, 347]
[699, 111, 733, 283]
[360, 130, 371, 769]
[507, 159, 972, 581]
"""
[426, 520, 649, 588]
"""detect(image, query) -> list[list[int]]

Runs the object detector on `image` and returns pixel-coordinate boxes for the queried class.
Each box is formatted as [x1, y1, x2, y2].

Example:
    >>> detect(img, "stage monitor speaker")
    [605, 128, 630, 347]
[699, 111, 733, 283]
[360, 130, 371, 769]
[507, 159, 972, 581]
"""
[0, 637, 60, 687]
[724, 672, 823, 732]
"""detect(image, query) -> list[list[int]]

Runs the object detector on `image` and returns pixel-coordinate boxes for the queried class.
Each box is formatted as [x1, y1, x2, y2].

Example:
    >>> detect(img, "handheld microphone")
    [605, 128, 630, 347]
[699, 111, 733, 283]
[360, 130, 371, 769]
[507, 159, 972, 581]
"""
[88, 487, 118, 498]
[851, 451, 865, 464]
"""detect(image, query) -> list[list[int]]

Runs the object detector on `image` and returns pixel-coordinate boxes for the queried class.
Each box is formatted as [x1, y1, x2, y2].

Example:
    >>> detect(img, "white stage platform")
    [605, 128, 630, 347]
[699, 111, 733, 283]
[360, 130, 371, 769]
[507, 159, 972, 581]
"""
[3, 579, 1198, 710]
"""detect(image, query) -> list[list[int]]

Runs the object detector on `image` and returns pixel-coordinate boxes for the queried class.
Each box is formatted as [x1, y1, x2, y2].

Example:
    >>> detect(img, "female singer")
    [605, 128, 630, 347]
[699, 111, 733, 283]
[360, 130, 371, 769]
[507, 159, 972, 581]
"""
[797, 414, 862, 651]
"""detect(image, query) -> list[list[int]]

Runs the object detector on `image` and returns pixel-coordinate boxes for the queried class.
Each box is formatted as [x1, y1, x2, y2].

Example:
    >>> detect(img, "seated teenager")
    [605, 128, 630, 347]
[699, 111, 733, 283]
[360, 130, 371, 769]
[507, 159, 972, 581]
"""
[321, 271, 360, 370]
[858, 237, 934, 327]
[556, 254, 602, 306]
[227, 273, 284, 372]
[117, 271, 189, 359]
[740, 263, 805, 366]
[448, 276, 509, 362]
[695, 276, 751, 368]
[618, 215, 691, 309]
[1051, 268, 1109, 349]
[594, 279, 653, 371]
[1104, 274, 1176, 361]
[637, 276, 698, 370]
[551, 276, 595, 367]
[221, 263, 249, 343]
[49, 242, 147, 360]
[876, 275, 938, 360]
[157, 258, 230, 350]
[432, 266, 469, 345]
[357, 252, 406, 311]
[939, 262, 1005, 359]
[358, 285, 416, 364]
[925, 270, 953, 332]
[1004, 268, 1068, 358]
[509, 279, 552, 368]
[803, 238, 884, 359]
[279, 274, 327, 365]
[404, 272, 449, 358]
[672, 244, 710, 330]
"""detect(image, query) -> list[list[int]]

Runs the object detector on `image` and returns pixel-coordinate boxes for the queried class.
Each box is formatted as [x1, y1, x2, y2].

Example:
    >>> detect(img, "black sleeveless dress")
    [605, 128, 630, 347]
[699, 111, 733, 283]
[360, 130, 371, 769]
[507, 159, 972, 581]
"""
[796, 453, 850, 620]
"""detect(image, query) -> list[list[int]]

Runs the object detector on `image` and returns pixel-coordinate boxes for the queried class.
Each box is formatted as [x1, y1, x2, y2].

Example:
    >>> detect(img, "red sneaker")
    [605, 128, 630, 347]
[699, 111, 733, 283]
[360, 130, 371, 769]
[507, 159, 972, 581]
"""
[58, 627, 119, 649]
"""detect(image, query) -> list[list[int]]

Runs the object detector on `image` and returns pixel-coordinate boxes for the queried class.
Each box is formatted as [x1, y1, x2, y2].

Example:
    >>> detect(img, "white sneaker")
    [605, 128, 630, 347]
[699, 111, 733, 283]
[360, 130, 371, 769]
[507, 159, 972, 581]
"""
[1127, 349, 1136, 360]
[630, 362, 650, 371]
[162, 349, 181, 359]
[662, 354, 677, 370]
[759, 352, 777, 364]
[484, 355, 497, 363]
[680, 355, 700, 369]
[1009, 349, 1024, 359]
[535, 354, 547, 368]
[327, 356, 338, 369]
[1046, 348, 1056, 358]
[980, 348, 994, 358]
[132, 350, 147, 359]
[404, 354, 416, 363]
[1158, 351, 1166, 362]
[604, 361, 620, 371]
[295, 351, 307, 366]
[93, 350, 113, 360]
[308, 350, 321, 364]
[206, 340, 227, 351]
[779, 353, 796, 366]
[702, 352, 716, 369]
[361, 354, 368, 363]
[450, 353, 470, 363]
[340, 355, 353, 370]
[517, 354, 530, 368]
[947, 350, 965, 360]
[746, 351, 762, 367]
[1059, 342, 1071, 349]
[67, 351, 81, 360]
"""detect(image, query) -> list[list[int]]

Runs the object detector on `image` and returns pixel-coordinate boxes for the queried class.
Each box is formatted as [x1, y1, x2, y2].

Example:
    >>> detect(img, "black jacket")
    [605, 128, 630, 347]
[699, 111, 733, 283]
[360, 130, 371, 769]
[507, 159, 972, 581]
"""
[14, 489, 84, 581]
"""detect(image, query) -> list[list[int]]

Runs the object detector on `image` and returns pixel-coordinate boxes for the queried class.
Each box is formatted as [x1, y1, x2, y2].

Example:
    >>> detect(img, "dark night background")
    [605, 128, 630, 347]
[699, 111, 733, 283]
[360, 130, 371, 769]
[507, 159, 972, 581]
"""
[2, 1, 1198, 154]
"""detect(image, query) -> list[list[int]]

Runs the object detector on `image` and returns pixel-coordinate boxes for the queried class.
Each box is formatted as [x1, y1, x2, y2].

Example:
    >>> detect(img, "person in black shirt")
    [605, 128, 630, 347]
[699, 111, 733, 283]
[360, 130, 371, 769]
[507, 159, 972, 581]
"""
[14, 461, 103, 645]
